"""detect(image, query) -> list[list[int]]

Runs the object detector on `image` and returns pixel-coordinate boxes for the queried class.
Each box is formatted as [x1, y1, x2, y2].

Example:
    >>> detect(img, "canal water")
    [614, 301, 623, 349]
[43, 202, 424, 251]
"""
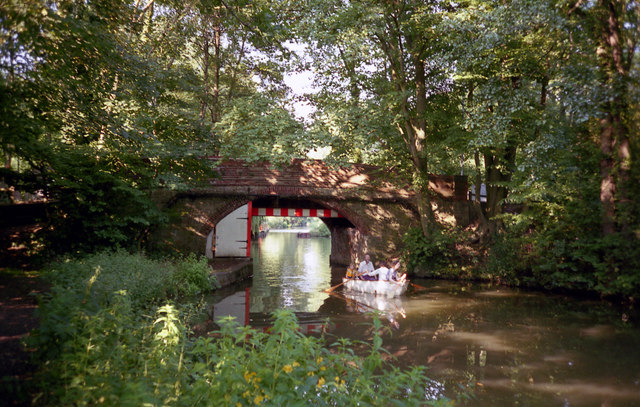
[204, 231, 640, 407]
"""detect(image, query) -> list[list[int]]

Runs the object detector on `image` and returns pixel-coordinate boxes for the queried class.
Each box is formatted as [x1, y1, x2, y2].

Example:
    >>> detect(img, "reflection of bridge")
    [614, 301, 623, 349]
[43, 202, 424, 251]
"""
[210, 288, 331, 331]
[154, 159, 469, 265]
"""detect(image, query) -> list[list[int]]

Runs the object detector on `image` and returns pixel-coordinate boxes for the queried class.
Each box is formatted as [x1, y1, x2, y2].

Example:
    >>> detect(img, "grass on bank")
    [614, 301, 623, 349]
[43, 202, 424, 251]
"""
[27, 250, 454, 406]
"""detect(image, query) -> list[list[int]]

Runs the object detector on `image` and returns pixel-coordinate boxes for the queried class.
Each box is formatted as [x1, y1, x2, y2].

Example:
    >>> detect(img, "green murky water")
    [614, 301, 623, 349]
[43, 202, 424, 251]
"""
[205, 231, 640, 406]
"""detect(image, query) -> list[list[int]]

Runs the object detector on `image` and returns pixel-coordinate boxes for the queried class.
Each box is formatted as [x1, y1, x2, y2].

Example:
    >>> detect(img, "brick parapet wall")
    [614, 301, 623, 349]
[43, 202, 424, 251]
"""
[181, 185, 413, 204]
[206, 158, 467, 202]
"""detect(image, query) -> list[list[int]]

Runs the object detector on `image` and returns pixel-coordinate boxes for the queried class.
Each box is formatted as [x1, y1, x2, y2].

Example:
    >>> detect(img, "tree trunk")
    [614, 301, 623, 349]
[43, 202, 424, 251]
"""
[411, 55, 436, 236]
[210, 15, 221, 124]
[596, 0, 632, 236]
[200, 28, 210, 122]
[374, 8, 436, 237]
[471, 150, 490, 241]
[483, 145, 516, 234]
[200, 12, 222, 125]
[599, 112, 617, 236]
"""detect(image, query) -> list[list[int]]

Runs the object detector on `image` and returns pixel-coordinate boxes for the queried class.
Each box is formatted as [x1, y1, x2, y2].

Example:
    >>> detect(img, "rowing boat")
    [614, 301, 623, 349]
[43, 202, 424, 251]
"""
[342, 278, 409, 298]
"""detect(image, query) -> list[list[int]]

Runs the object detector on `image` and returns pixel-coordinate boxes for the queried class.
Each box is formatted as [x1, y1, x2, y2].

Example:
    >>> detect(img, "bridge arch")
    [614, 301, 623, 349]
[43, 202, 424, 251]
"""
[199, 197, 366, 265]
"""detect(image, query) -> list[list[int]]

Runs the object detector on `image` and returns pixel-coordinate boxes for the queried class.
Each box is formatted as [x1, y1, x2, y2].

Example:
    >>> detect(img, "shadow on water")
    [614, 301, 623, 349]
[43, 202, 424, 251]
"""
[201, 231, 640, 407]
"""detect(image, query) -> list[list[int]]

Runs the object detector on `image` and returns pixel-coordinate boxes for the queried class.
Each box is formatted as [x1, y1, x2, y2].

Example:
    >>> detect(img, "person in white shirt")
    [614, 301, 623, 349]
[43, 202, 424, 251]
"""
[358, 254, 374, 279]
[362, 261, 391, 281]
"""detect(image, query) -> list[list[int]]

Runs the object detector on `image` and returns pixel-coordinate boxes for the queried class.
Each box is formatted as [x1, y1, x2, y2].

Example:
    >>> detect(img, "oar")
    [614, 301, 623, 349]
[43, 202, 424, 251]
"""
[410, 282, 427, 291]
[324, 279, 347, 293]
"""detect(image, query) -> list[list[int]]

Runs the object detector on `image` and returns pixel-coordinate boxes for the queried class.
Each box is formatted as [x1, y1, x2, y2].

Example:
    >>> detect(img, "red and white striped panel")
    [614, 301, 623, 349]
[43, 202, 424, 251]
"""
[251, 207, 343, 218]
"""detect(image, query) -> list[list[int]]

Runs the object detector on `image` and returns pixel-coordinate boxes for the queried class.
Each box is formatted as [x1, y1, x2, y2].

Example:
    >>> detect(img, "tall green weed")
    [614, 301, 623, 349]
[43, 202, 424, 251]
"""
[33, 295, 190, 406]
[29, 250, 212, 362]
[170, 254, 217, 297]
[184, 310, 450, 406]
[44, 249, 214, 307]
[45, 250, 170, 308]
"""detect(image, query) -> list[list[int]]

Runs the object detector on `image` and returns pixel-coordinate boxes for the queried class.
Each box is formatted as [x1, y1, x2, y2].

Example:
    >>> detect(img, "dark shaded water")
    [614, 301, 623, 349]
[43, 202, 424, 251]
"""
[204, 231, 640, 406]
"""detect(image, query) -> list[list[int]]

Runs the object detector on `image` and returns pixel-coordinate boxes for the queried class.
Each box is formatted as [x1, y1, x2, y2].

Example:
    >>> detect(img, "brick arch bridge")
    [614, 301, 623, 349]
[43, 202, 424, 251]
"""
[153, 159, 469, 266]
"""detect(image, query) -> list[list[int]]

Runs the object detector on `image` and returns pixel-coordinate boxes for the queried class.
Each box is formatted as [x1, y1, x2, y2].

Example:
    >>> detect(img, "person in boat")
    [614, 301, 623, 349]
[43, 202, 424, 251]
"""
[388, 260, 407, 283]
[361, 261, 391, 281]
[358, 254, 374, 280]
[345, 262, 357, 279]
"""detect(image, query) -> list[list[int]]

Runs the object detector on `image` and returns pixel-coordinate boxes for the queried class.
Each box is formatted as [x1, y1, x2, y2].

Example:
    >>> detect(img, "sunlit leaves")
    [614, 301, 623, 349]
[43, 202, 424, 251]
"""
[215, 95, 308, 165]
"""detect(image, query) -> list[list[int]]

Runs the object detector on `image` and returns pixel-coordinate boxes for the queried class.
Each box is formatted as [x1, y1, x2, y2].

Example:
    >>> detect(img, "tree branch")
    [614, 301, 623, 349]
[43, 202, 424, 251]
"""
[568, 0, 585, 15]
[134, 0, 155, 23]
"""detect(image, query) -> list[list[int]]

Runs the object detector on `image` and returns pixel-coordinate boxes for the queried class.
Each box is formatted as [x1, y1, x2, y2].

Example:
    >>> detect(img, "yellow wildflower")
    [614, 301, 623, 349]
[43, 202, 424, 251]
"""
[282, 364, 293, 373]
[254, 395, 264, 405]
[320, 366, 326, 371]
[316, 357, 323, 364]
[236, 403, 242, 407]
[317, 377, 325, 388]
[292, 361, 300, 368]
[244, 371, 257, 383]
[307, 371, 315, 377]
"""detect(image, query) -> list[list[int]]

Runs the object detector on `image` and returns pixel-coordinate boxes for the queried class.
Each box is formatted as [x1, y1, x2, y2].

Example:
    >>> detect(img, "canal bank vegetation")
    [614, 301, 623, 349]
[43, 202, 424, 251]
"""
[26, 250, 454, 406]
[0, 2, 637, 404]
[402, 186, 640, 301]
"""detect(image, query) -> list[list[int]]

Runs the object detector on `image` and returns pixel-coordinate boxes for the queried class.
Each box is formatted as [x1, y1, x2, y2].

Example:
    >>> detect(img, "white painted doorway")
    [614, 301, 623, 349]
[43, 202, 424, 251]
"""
[214, 203, 252, 257]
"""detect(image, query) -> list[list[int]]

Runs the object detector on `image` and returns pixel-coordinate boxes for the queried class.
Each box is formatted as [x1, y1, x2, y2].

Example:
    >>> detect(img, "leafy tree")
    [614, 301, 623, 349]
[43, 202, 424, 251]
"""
[215, 95, 308, 164]
[0, 0, 306, 253]
[299, 0, 467, 236]
[294, 0, 639, 297]
[2, 0, 638, 297]
[446, 0, 572, 238]
[449, 0, 639, 294]
[0, 0, 178, 252]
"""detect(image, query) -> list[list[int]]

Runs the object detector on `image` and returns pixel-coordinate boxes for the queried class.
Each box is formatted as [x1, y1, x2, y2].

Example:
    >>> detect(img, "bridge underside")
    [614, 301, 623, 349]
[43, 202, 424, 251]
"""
[251, 198, 356, 265]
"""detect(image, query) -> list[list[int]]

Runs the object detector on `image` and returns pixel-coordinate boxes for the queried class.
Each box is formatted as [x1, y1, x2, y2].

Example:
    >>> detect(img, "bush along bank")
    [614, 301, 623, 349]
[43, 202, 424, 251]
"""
[402, 219, 640, 302]
[27, 250, 454, 406]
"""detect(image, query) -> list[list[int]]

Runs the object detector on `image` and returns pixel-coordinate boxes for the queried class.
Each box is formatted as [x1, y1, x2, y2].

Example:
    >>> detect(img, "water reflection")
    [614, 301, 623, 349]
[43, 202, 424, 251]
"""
[203, 232, 640, 407]
[340, 291, 406, 329]
[250, 231, 332, 313]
